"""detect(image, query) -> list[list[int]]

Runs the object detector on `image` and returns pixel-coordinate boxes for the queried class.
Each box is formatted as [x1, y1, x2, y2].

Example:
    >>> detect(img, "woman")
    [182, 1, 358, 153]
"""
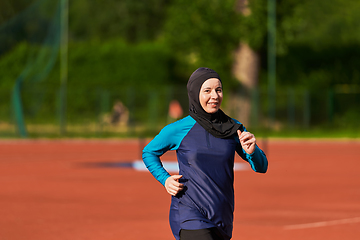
[142, 67, 268, 240]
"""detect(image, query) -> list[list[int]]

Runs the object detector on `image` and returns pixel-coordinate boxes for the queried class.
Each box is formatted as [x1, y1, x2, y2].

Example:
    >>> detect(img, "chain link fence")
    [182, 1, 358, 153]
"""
[1, 85, 359, 138]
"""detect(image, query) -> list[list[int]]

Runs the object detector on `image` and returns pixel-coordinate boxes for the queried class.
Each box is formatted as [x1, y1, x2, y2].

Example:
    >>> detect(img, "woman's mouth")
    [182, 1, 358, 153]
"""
[208, 102, 218, 106]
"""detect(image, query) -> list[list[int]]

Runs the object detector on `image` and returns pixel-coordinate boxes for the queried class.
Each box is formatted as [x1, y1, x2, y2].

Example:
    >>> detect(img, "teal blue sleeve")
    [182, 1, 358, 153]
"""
[142, 116, 195, 186]
[241, 145, 268, 173]
[233, 119, 268, 173]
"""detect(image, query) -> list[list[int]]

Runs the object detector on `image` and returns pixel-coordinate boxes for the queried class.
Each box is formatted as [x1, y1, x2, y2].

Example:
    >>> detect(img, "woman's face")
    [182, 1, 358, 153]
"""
[199, 78, 223, 114]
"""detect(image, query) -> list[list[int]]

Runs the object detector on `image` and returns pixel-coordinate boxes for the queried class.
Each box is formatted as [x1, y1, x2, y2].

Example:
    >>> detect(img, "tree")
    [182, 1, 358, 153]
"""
[164, 0, 241, 83]
[230, 0, 268, 126]
[164, 0, 270, 125]
[0, 0, 35, 25]
[276, 0, 360, 89]
[69, 0, 171, 43]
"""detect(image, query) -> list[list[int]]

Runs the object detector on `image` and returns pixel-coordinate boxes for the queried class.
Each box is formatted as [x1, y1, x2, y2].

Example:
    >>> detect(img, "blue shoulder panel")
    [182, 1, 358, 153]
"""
[142, 116, 196, 186]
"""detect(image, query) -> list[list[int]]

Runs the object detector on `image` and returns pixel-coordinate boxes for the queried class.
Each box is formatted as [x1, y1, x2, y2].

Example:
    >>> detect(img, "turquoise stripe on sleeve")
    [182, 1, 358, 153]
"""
[233, 119, 268, 173]
[142, 116, 196, 186]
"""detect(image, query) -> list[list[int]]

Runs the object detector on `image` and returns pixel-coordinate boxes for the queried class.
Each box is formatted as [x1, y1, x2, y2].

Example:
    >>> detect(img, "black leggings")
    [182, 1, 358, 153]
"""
[180, 228, 224, 240]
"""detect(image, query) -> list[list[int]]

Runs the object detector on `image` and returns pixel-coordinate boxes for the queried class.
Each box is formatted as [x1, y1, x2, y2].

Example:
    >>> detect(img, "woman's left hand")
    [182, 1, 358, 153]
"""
[237, 130, 256, 155]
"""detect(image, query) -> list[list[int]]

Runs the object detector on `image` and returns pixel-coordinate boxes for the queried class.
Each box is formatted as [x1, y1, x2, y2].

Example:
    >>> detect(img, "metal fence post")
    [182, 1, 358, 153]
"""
[303, 89, 310, 129]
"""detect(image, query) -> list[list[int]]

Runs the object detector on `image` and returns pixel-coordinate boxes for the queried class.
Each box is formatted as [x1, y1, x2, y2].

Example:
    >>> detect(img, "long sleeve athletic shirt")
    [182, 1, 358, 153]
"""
[142, 116, 268, 240]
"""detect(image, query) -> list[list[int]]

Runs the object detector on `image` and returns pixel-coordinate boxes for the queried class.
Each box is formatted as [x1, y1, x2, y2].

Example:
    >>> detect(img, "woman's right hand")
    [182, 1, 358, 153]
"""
[165, 175, 184, 196]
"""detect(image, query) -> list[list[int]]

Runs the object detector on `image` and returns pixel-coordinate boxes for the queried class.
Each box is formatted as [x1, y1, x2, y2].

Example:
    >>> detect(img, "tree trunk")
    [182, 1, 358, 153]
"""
[229, 42, 260, 127]
[227, 0, 260, 127]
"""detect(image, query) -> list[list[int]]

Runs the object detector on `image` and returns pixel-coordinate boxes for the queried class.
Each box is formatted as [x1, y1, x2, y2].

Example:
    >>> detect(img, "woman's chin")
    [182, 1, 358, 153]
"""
[205, 107, 219, 114]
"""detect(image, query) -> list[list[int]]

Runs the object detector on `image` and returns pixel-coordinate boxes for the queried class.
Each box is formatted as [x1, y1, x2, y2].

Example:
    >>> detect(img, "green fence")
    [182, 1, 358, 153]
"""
[1, 85, 359, 138]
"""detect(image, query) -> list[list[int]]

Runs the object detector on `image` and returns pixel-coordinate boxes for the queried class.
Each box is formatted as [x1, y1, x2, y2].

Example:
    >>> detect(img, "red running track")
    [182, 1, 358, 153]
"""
[0, 139, 359, 240]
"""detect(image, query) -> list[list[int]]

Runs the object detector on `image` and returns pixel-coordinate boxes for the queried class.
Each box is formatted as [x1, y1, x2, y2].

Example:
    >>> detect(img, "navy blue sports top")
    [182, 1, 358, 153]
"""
[142, 116, 268, 240]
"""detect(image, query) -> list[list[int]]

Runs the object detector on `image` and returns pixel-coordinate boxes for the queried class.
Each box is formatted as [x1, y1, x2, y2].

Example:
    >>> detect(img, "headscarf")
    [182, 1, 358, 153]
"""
[187, 67, 243, 138]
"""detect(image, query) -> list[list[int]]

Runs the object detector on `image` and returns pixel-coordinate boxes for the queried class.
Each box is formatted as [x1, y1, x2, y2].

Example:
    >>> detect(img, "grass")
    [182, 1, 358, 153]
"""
[1, 122, 359, 139]
[253, 127, 360, 139]
[0, 122, 160, 139]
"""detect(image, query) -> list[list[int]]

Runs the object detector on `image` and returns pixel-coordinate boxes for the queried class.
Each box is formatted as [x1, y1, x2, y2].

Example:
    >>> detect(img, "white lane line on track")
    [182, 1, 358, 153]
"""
[284, 217, 360, 230]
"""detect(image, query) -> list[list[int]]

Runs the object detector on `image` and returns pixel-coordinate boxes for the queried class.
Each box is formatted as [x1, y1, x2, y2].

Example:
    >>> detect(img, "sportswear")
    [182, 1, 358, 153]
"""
[142, 116, 268, 240]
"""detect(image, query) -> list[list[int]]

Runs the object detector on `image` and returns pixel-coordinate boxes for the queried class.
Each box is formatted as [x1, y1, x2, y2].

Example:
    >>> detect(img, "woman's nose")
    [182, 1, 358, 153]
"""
[211, 90, 218, 98]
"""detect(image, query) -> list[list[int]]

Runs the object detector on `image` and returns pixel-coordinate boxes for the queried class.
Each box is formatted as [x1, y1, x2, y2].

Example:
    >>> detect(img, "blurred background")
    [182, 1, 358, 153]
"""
[1, 0, 359, 139]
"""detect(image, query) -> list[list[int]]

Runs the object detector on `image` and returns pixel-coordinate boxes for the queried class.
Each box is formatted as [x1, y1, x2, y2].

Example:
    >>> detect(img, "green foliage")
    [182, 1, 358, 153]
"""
[238, 0, 268, 50]
[277, 0, 360, 53]
[69, 0, 170, 42]
[0, 42, 28, 90]
[0, 39, 175, 124]
[264, 0, 360, 93]
[2, 0, 360, 138]
[277, 44, 360, 89]
[0, 0, 35, 24]
[0, 0, 60, 56]
[164, 0, 241, 82]
[58, 39, 175, 122]
[66, 39, 173, 88]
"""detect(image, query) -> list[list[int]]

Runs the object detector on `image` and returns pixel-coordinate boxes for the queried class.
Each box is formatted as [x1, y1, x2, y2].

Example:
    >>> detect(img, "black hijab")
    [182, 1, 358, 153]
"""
[187, 67, 243, 139]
